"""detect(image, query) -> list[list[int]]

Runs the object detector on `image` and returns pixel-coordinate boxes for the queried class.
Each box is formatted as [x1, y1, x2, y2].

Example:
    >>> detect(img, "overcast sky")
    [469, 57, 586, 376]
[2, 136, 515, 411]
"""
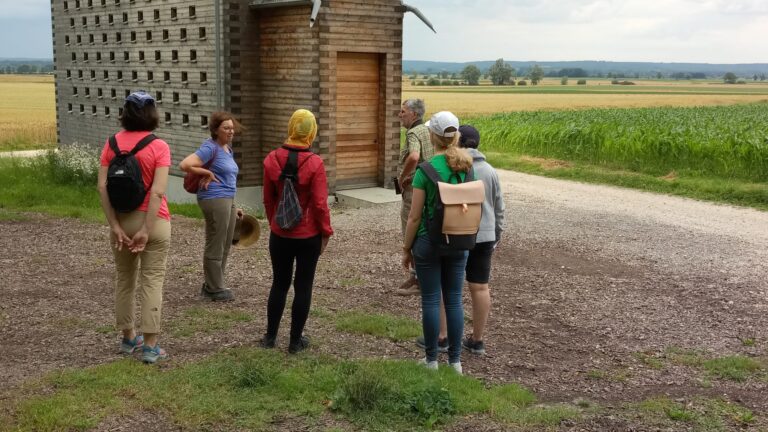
[1, 0, 766, 63]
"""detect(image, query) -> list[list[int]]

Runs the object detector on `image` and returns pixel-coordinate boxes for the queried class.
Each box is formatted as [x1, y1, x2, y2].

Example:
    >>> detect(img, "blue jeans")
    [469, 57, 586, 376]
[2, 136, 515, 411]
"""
[412, 235, 468, 363]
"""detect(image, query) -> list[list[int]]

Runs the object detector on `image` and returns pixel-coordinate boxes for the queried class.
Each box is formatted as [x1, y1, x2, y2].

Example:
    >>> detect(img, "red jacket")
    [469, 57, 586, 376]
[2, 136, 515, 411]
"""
[263, 145, 334, 239]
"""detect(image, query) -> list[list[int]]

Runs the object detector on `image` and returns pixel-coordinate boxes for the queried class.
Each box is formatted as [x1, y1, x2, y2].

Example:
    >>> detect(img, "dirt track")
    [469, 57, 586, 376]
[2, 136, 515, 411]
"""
[1, 169, 767, 430]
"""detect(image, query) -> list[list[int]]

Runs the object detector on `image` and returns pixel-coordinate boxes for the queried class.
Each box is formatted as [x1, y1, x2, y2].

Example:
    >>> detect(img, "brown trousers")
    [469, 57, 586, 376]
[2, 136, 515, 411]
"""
[112, 211, 171, 334]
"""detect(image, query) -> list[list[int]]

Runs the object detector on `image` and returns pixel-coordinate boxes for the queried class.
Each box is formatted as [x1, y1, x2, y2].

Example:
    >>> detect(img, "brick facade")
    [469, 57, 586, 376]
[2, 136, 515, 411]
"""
[52, 0, 404, 192]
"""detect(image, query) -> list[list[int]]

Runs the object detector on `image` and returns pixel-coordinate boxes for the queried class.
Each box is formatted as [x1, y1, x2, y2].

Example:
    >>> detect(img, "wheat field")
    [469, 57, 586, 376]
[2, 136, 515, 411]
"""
[403, 78, 768, 117]
[0, 75, 57, 151]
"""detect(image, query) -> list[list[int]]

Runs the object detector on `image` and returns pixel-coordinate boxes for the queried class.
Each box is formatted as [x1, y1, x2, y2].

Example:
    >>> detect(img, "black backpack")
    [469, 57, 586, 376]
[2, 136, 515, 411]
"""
[106, 133, 157, 213]
[419, 162, 485, 251]
[275, 147, 313, 230]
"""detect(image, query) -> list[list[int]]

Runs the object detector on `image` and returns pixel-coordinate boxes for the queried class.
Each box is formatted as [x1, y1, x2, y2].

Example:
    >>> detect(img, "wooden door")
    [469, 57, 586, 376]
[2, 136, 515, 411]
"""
[336, 52, 380, 188]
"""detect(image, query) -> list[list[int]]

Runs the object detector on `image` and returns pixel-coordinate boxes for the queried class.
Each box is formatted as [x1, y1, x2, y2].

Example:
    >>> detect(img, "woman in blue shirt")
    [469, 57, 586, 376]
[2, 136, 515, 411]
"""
[180, 111, 243, 301]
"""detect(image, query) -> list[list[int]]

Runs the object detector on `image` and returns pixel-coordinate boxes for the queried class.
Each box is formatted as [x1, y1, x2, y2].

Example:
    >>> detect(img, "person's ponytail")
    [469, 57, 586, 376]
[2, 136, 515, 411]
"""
[445, 143, 473, 173]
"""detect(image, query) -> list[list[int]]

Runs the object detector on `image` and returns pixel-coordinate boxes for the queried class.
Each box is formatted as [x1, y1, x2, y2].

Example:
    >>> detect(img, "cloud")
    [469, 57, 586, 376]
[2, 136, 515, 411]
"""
[403, 0, 768, 62]
[0, 0, 50, 19]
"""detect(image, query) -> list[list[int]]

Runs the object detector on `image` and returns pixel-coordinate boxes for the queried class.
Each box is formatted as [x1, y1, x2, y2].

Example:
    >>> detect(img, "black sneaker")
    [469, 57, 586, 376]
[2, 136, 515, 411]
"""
[288, 335, 310, 354]
[462, 336, 486, 355]
[415, 336, 448, 353]
[201, 284, 235, 302]
[258, 334, 276, 349]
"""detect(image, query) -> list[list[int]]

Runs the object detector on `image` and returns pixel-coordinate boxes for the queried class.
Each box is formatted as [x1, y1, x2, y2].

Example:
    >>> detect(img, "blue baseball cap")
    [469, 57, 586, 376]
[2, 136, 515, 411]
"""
[124, 91, 155, 107]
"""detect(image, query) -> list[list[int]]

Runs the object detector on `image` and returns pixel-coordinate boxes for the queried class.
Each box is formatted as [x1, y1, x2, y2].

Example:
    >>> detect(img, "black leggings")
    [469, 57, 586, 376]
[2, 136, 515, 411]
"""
[266, 233, 322, 341]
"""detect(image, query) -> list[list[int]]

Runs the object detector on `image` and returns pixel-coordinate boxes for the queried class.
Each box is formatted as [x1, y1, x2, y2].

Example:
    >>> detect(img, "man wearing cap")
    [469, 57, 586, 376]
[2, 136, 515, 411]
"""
[396, 98, 433, 295]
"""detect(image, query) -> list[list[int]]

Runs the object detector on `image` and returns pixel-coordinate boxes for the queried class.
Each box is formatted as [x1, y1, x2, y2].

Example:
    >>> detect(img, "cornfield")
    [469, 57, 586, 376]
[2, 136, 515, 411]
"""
[468, 103, 768, 182]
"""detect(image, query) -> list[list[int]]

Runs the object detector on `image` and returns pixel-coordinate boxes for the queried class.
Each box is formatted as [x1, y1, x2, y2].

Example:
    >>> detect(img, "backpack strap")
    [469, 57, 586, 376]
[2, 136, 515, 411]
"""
[130, 133, 157, 155]
[417, 161, 441, 185]
[279, 149, 314, 182]
[108, 134, 121, 156]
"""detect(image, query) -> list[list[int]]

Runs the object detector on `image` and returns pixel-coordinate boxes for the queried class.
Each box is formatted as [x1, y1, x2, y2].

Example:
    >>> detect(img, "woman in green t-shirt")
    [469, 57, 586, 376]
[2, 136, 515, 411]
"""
[402, 111, 473, 375]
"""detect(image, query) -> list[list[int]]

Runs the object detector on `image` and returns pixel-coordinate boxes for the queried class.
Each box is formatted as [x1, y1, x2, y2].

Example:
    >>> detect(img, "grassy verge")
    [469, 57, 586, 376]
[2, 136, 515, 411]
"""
[6, 349, 578, 431]
[0, 136, 56, 152]
[486, 152, 768, 210]
[0, 154, 205, 222]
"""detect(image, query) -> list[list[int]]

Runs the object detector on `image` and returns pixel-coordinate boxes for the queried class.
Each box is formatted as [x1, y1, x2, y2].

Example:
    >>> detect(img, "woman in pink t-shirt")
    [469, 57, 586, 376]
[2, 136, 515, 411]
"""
[97, 91, 171, 364]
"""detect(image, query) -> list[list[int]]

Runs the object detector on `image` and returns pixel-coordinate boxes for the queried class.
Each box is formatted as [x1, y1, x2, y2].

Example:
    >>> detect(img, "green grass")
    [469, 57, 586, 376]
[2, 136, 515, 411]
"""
[702, 356, 763, 382]
[169, 306, 253, 338]
[335, 311, 422, 342]
[647, 348, 765, 382]
[486, 152, 768, 210]
[7, 348, 578, 431]
[633, 352, 665, 369]
[469, 103, 768, 209]
[0, 136, 56, 152]
[634, 396, 755, 430]
[0, 154, 204, 221]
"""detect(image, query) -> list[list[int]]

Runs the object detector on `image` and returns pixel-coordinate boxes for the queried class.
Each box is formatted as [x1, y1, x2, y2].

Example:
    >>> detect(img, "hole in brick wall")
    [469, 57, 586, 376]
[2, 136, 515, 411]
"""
[111, 88, 116, 98]
[165, 112, 171, 124]
[97, 88, 103, 98]
[156, 91, 162, 102]
[180, 28, 187, 40]
[68, 103, 73, 112]
[147, 71, 153, 82]
[163, 71, 170, 83]
[122, 12, 128, 24]
[182, 114, 189, 126]
[200, 71, 207, 84]
[200, 115, 207, 127]
[137, 11, 143, 22]
[154, 9, 160, 21]
[170, 7, 177, 20]
[162, 29, 169, 41]
[199, 27, 206, 39]
[189, 6, 195, 17]
[105, 106, 110, 116]
[190, 50, 197, 62]
[146, 30, 152, 41]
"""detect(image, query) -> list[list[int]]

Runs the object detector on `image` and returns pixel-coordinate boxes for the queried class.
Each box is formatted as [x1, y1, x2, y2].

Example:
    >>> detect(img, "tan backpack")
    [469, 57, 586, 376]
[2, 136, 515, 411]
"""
[418, 162, 485, 250]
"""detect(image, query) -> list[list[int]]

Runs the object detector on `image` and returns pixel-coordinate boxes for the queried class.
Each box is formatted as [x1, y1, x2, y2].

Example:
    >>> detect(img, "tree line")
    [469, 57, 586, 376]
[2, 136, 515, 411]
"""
[410, 59, 768, 86]
[0, 63, 55, 74]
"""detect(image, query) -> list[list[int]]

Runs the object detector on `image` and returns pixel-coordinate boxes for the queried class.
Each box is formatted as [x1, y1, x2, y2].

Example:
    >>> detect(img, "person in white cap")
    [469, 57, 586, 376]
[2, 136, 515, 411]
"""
[402, 111, 473, 374]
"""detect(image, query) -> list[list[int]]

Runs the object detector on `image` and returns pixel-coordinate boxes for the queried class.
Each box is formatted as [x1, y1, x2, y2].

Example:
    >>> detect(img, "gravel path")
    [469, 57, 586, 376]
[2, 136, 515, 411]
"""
[1, 169, 766, 430]
[497, 169, 768, 281]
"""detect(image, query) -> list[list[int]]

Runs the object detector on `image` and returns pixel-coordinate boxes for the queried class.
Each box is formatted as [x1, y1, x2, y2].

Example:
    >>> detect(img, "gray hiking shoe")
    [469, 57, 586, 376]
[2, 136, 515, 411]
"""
[201, 284, 235, 302]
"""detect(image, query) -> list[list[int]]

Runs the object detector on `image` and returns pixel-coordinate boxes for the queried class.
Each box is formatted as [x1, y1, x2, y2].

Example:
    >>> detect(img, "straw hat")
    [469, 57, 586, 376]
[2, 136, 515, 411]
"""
[232, 214, 260, 248]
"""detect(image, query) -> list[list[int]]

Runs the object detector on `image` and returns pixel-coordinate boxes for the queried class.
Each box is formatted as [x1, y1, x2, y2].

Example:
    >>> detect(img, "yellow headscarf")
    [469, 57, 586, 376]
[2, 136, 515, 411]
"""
[285, 109, 317, 147]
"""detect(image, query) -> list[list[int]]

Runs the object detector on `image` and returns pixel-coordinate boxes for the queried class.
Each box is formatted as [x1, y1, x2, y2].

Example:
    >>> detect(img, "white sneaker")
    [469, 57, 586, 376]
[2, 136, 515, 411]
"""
[449, 362, 463, 375]
[419, 357, 438, 370]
